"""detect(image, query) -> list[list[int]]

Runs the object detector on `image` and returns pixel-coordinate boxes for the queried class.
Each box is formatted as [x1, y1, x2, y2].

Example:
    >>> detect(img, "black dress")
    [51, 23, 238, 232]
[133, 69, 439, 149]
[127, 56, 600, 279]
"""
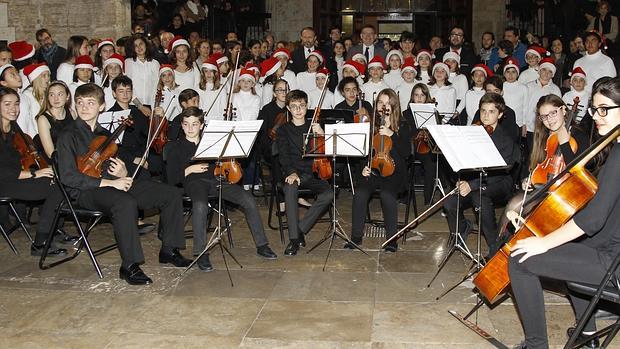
[34, 111, 74, 162]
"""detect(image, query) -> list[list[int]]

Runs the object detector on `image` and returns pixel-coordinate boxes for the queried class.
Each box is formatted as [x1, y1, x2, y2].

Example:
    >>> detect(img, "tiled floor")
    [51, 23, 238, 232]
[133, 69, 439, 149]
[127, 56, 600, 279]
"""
[0, 191, 617, 348]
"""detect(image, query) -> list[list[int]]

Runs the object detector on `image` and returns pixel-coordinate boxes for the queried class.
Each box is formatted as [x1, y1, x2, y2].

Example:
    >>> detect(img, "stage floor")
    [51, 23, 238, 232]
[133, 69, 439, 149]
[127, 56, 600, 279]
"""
[0, 190, 615, 348]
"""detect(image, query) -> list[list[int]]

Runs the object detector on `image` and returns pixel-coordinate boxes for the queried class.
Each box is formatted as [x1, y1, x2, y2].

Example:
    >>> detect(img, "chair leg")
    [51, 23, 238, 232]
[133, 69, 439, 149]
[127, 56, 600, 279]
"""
[268, 185, 278, 230]
[0, 222, 18, 255]
[275, 188, 286, 244]
[9, 202, 33, 244]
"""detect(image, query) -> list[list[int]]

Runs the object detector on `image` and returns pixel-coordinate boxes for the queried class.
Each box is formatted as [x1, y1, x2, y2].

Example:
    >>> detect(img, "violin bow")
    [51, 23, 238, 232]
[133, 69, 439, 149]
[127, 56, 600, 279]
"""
[303, 75, 330, 151]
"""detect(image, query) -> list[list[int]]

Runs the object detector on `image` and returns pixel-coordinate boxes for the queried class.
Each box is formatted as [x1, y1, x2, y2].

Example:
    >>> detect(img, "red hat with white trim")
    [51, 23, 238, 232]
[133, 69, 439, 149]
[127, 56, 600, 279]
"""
[209, 52, 229, 66]
[569, 66, 586, 80]
[201, 57, 218, 71]
[401, 57, 417, 76]
[316, 67, 330, 78]
[8, 41, 35, 62]
[503, 57, 521, 75]
[260, 57, 281, 78]
[431, 62, 450, 75]
[538, 57, 556, 76]
[385, 49, 403, 65]
[471, 63, 493, 78]
[23, 63, 50, 82]
[343, 59, 365, 78]
[272, 48, 291, 61]
[97, 38, 115, 50]
[238, 68, 256, 82]
[159, 64, 174, 75]
[307, 50, 324, 65]
[367, 55, 386, 71]
[103, 53, 125, 72]
[168, 35, 190, 53]
[74, 55, 94, 70]
[442, 51, 460, 65]
[351, 53, 368, 64]
[244, 62, 260, 74]
[525, 45, 548, 59]
[0, 64, 15, 78]
[416, 49, 432, 63]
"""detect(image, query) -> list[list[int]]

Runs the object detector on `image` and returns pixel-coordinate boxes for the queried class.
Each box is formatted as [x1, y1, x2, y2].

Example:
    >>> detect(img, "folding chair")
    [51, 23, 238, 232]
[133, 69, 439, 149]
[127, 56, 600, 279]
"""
[0, 197, 34, 254]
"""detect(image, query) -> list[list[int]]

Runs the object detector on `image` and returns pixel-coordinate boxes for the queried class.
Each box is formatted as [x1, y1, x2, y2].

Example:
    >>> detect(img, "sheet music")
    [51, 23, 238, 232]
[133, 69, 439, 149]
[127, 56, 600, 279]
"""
[324, 123, 369, 156]
[98, 109, 130, 143]
[410, 103, 437, 128]
[194, 120, 263, 159]
[425, 125, 507, 172]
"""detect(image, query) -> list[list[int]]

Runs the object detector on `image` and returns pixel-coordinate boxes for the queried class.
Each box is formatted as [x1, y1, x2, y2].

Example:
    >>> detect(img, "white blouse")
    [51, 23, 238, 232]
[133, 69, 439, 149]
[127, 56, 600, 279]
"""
[384, 69, 403, 90]
[199, 83, 229, 121]
[296, 71, 317, 94]
[429, 84, 457, 118]
[231, 90, 261, 121]
[125, 58, 160, 106]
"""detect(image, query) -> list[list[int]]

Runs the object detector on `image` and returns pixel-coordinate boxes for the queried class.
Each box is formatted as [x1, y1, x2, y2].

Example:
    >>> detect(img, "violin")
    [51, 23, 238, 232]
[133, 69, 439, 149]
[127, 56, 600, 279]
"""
[370, 107, 396, 177]
[353, 92, 368, 123]
[213, 52, 244, 184]
[473, 119, 495, 135]
[11, 121, 48, 170]
[149, 89, 169, 154]
[531, 97, 579, 186]
[268, 110, 288, 141]
[77, 117, 134, 178]
[306, 76, 332, 180]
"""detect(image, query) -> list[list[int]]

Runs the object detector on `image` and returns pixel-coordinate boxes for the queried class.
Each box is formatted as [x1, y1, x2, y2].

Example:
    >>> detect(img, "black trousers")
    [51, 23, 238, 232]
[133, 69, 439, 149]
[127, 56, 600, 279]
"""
[416, 152, 438, 204]
[77, 180, 185, 268]
[508, 243, 608, 349]
[351, 175, 399, 243]
[283, 174, 332, 240]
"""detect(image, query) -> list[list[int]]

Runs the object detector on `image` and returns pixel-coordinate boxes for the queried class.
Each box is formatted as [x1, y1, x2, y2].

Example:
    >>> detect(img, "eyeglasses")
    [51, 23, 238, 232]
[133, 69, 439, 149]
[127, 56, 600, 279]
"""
[587, 105, 620, 117]
[289, 104, 307, 111]
[450, 33, 464, 37]
[274, 89, 287, 94]
[537, 108, 561, 122]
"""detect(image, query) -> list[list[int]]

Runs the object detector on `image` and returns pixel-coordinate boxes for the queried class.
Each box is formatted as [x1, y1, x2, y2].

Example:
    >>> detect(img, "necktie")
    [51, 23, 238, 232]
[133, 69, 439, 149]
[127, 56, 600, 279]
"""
[364, 46, 370, 62]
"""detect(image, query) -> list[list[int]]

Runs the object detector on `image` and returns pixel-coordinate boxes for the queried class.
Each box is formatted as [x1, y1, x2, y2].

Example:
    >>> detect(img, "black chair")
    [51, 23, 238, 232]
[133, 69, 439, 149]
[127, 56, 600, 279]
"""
[565, 252, 620, 349]
[0, 197, 34, 254]
[39, 154, 111, 279]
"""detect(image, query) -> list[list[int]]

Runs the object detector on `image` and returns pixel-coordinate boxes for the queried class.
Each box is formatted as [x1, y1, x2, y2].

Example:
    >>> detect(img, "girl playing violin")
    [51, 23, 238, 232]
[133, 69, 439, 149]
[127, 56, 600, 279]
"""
[346, 88, 412, 253]
[509, 76, 620, 349]
[334, 76, 373, 123]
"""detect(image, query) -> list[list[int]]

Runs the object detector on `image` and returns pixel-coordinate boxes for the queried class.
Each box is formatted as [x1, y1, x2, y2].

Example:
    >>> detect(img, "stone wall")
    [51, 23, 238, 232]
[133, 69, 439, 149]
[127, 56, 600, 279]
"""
[471, 0, 506, 51]
[266, 0, 313, 43]
[0, 0, 131, 46]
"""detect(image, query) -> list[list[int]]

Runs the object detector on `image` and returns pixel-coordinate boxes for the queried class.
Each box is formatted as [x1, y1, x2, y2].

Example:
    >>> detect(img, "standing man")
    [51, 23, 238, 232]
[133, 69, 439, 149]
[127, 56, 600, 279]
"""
[322, 25, 342, 54]
[489, 26, 527, 71]
[573, 30, 617, 92]
[291, 27, 319, 74]
[433, 25, 478, 76]
[346, 25, 387, 61]
[33, 29, 66, 81]
[479, 31, 495, 66]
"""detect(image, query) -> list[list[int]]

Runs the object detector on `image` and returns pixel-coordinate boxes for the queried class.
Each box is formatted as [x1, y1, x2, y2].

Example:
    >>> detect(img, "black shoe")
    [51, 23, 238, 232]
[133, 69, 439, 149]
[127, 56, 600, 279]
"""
[138, 223, 156, 236]
[196, 254, 213, 272]
[512, 342, 527, 349]
[459, 219, 473, 243]
[566, 327, 600, 348]
[284, 241, 300, 256]
[119, 263, 152, 285]
[159, 248, 192, 267]
[54, 229, 79, 244]
[257, 245, 277, 259]
[298, 233, 306, 247]
[383, 241, 398, 253]
[343, 239, 362, 250]
[30, 243, 68, 257]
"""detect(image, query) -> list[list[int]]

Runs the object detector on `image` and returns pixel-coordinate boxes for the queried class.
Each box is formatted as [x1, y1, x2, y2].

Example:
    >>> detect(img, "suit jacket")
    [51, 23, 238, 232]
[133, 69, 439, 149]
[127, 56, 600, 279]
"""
[346, 43, 387, 60]
[434, 45, 478, 76]
[291, 46, 314, 74]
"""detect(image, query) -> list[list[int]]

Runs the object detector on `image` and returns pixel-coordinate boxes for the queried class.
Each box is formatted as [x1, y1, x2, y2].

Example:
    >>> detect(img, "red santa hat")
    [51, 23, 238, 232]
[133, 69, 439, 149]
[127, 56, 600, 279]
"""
[74, 55, 94, 70]
[401, 57, 417, 75]
[525, 45, 549, 59]
[569, 66, 586, 80]
[367, 55, 387, 71]
[103, 53, 125, 71]
[343, 59, 365, 78]
[238, 68, 256, 82]
[503, 57, 521, 75]
[201, 57, 218, 71]
[416, 49, 432, 63]
[244, 62, 260, 74]
[159, 64, 174, 75]
[8, 41, 35, 62]
[272, 48, 292, 61]
[316, 67, 330, 78]
[0, 64, 15, 78]
[97, 38, 115, 50]
[351, 53, 368, 64]
[385, 49, 404, 65]
[307, 50, 324, 65]
[442, 51, 460, 65]
[260, 57, 281, 78]
[431, 62, 450, 75]
[538, 57, 556, 76]
[210, 52, 229, 66]
[471, 63, 493, 78]
[23, 63, 50, 82]
[168, 36, 190, 53]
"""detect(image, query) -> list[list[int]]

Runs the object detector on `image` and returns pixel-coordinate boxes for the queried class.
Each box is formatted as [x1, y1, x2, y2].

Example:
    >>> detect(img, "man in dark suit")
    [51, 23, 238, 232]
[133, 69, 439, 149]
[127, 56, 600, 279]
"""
[33, 29, 66, 81]
[290, 27, 319, 74]
[434, 25, 478, 76]
[346, 24, 387, 61]
[321, 25, 342, 55]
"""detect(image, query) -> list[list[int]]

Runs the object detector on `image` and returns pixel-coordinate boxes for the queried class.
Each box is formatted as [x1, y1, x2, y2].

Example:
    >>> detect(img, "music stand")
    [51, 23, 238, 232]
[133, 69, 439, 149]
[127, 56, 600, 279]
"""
[410, 103, 445, 202]
[181, 120, 263, 287]
[98, 110, 130, 142]
[303, 123, 370, 271]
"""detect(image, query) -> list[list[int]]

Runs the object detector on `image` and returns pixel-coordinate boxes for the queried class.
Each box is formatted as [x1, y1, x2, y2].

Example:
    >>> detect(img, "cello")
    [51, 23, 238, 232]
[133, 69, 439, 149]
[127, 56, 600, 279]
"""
[11, 121, 48, 170]
[77, 117, 134, 178]
[473, 123, 620, 304]
[305, 76, 332, 180]
[369, 107, 395, 177]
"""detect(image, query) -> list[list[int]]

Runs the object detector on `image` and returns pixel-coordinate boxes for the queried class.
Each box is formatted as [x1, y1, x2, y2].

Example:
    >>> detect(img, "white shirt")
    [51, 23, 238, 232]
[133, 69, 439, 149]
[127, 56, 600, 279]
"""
[503, 81, 529, 127]
[174, 67, 201, 93]
[525, 79, 562, 132]
[158, 86, 183, 121]
[416, 70, 431, 85]
[125, 58, 160, 106]
[260, 82, 274, 108]
[68, 81, 88, 110]
[429, 84, 457, 117]
[396, 81, 416, 112]
[362, 80, 390, 105]
[573, 50, 617, 92]
[303, 46, 316, 59]
[518, 67, 539, 86]
[456, 87, 485, 125]
[199, 83, 228, 121]
[448, 72, 469, 102]
[232, 90, 261, 121]
[384, 69, 403, 89]
[562, 88, 590, 124]
[362, 45, 375, 60]
[17, 89, 40, 138]
[104, 85, 115, 111]
[308, 88, 334, 109]
[56, 62, 74, 86]
[296, 71, 317, 94]
[282, 69, 298, 91]
[335, 56, 345, 83]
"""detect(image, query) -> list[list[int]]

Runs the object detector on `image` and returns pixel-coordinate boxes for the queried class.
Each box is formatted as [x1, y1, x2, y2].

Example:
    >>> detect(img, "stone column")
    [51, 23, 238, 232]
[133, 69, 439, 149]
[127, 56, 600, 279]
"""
[267, 0, 313, 42]
[0, 2, 16, 42]
[471, 0, 506, 52]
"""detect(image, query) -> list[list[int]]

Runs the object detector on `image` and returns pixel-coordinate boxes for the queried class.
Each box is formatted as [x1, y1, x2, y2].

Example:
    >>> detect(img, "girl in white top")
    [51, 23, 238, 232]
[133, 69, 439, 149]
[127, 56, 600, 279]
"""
[428, 62, 457, 118]
[443, 51, 468, 104]
[333, 41, 346, 83]
[296, 50, 323, 94]
[362, 56, 390, 105]
[93, 39, 116, 85]
[245, 62, 263, 101]
[414, 50, 432, 85]
[271, 48, 298, 90]
[21, 63, 51, 119]
[456, 64, 489, 125]
[124, 35, 160, 108]
[101, 54, 125, 111]
[396, 57, 418, 112]
[68, 55, 96, 107]
[56, 35, 90, 86]
[502, 57, 529, 136]
[561, 67, 590, 123]
[211, 52, 231, 85]
[232, 68, 261, 121]
[198, 58, 228, 122]
[259, 57, 283, 108]
[1, 64, 40, 137]
[384, 50, 404, 89]
[307, 68, 334, 109]
[518, 45, 545, 85]
[156, 64, 182, 121]
[169, 37, 201, 92]
[194, 39, 211, 67]
[333, 59, 367, 106]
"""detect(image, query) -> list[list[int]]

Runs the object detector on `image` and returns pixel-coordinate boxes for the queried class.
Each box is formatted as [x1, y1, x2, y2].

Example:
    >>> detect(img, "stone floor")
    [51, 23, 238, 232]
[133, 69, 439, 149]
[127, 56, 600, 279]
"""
[0, 190, 617, 348]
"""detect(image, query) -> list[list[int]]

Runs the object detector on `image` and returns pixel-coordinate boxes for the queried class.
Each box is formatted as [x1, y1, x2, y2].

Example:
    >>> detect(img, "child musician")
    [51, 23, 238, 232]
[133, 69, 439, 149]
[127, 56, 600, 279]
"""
[362, 56, 390, 105]
[307, 68, 334, 109]
[395, 57, 418, 112]
[334, 77, 373, 122]
[198, 57, 227, 121]
[276, 90, 332, 256]
[562, 67, 590, 123]
[347, 88, 412, 252]
[164, 106, 278, 271]
[443, 93, 516, 257]
[56, 83, 192, 285]
[333, 60, 365, 106]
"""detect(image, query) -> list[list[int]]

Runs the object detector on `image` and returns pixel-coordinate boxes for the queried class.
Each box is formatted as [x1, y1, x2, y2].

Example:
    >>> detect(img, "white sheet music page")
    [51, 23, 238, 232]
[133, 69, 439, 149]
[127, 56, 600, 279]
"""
[324, 123, 369, 156]
[425, 125, 506, 172]
[195, 120, 263, 159]
[409, 103, 437, 128]
[98, 109, 131, 143]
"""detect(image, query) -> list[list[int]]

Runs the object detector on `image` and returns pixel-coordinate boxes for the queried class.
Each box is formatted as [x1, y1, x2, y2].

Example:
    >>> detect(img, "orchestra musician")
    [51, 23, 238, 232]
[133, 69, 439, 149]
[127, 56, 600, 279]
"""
[509, 76, 620, 349]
